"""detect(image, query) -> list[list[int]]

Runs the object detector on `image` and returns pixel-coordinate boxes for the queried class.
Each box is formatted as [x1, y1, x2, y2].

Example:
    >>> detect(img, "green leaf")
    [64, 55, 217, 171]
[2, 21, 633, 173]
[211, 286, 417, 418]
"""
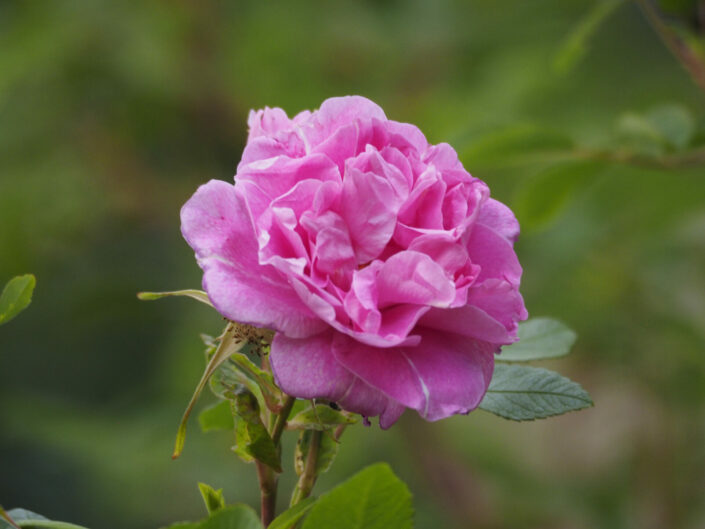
[646, 104, 695, 150]
[2, 508, 89, 529]
[0, 274, 36, 326]
[198, 483, 226, 515]
[616, 112, 666, 156]
[268, 497, 317, 529]
[498, 318, 577, 362]
[554, 0, 623, 73]
[287, 404, 357, 430]
[513, 160, 603, 231]
[294, 430, 339, 477]
[479, 364, 593, 421]
[198, 401, 235, 433]
[301, 463, 413, 529]
[228, 353, 282, 413]
[460, 124, 573, 169]
[137, 289, 213, 307]
[172, 323, 249, 459]
[159, 524, 199, 529]
[231, 391, 282, 472]
[199, 505, 263, 529]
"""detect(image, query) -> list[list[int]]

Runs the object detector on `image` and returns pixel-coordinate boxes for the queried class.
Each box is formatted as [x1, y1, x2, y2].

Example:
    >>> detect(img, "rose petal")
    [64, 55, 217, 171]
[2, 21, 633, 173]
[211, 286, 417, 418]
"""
[181, 180, 326, 338]
[466, 223, 522, 286]
[333, 329, 495, 421]
[477, 198, 521, 243]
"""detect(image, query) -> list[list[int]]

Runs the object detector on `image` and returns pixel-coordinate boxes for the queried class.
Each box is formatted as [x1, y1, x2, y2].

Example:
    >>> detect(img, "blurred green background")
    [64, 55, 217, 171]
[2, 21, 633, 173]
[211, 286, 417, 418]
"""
[2, 1, 705, 528]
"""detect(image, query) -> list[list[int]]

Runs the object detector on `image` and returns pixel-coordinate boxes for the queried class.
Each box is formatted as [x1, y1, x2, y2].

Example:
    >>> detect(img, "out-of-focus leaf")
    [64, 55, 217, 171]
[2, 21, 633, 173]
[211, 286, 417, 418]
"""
[301, 463, 413, 529]
[479, 365, 593, 420]
[197, 483, 226, 515]
[0, 274, 35, 326]
[616, 112, 664, 156]
[460, 124, 573, 169]
[199, 505, 263, 529]
[173, 324, 248, 459]
[159, 523, 199, 529]
[554, 0, 624, 73]
[268, 497, 317, 529]
[137, 289, 212, 307]
[646, 104, 695, 150]
[295, 430, 339, 477]
[198, 401, 235, 433]
[287, 404, 357, 430]
[231, 391, 281, 472]
[513, 160, 603, 231]
[2, 508, 88, 528]
[498, 318, 577, 362]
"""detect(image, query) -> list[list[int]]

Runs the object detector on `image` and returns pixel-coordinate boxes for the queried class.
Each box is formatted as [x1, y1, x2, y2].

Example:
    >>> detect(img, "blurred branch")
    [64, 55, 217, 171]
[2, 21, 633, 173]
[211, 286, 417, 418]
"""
[635, 0, 705, 94]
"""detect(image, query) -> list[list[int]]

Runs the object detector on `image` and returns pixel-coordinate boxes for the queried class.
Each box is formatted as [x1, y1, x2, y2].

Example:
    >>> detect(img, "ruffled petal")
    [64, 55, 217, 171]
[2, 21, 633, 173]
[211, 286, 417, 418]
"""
[180, 179, 326, 338]
[477, 198, 520, 243]
[333, 329, 495, 421]
[466, 223, 522, 286]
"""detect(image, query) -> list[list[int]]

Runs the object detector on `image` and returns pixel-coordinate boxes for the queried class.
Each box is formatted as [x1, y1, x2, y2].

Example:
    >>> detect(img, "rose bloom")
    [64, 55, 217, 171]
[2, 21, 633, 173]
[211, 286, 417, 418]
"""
[181, 96, 527, 428]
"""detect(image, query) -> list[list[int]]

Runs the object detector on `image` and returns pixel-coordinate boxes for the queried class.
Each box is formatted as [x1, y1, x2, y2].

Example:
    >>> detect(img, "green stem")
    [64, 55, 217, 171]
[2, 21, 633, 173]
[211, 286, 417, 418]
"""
[271, 395, 296, 446]
[290, 430, 322, 507]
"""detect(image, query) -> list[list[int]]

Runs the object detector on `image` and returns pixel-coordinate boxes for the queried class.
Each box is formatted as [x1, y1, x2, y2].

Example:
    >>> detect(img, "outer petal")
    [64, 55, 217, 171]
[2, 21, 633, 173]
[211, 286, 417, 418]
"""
[180, 179, 326, 338]
[333, 329, 495, 421]
[466, 223, 522, 286]
[477, 198, 520, 243]
[270, 330, 405, 428]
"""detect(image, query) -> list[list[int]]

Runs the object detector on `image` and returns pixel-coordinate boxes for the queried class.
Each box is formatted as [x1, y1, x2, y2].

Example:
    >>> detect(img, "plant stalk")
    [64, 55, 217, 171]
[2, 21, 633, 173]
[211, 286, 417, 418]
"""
[256, 460, 278, 527]
[290, 429, 322, 507]
[636, 0, 705, 95]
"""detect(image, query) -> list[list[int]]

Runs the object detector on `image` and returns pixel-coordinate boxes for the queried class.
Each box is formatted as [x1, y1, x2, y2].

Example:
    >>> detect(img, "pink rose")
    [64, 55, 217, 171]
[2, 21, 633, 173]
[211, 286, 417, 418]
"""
[181, 96, 527, 428]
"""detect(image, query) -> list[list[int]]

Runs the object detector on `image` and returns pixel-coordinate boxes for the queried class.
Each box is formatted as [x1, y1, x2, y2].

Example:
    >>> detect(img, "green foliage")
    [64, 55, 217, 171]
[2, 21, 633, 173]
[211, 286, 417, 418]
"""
[513, 161, 603, 231]
[479, 365, 593, 421]
[137, 290, 213, 307]
[1, 508, 88, 529]
[498, 318, 577, 362]
[160, 505, 262, 529]
[0, 274, 35, 326]
[554, 0, 624, 73]
[199, 506, 262, 529]
[287, 404, 357, 431]
[460, 124, 573, 169]
[295, 430, 339, 477]
[616, 103, 696, 154]
[198, 401, 235, 433]
[173, 324, 249, 459]
[231, 391, 281, 472]
[267, 497, 317, 529]
[197, 483, 226, 515]
[301, 463, 413, 529]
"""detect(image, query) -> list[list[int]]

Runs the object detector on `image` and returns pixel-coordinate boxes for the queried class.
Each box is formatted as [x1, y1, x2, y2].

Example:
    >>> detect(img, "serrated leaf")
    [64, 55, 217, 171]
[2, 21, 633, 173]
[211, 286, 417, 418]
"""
[137, 289, 213, 307]
[479, 364, 593, 421]
[554, 0, 623, 73]
[198, 401, 235, 433]
[287, 404, 358, 430]
[498, 318, 577, 362]
[198, 483, 226, 515]
[301, 463, 413, 529]
[268, 497, 317, 529]
[513, 160, 602, 231]
[173, 323, 248, 459]
[0, 275, 36, 326]
[199, 505, 263, 529]
[295, 430, 339, 477]
[231, 391, 281, 472]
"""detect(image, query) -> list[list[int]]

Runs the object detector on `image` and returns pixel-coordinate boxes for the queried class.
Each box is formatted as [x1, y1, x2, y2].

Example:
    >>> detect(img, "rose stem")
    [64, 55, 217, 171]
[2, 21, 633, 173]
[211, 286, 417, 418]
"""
[255, 393, 296, 527]
[289, 429, 322, 507]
